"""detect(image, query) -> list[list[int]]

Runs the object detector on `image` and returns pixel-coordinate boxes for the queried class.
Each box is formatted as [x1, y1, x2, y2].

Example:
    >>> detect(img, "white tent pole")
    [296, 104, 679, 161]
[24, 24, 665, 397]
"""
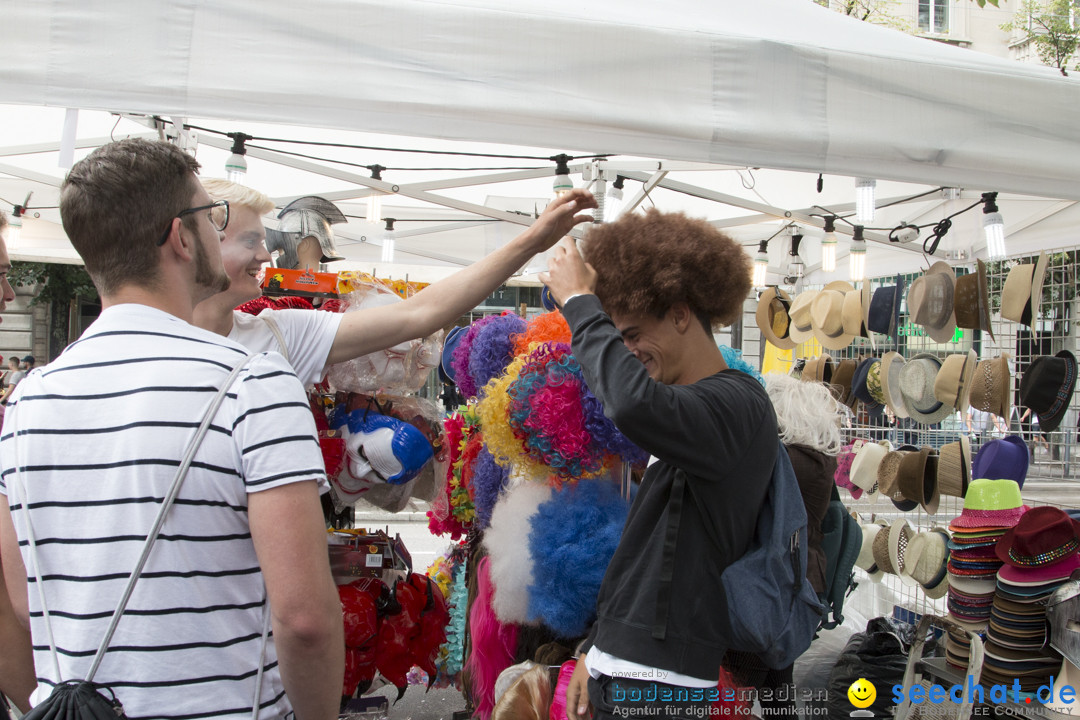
[0, 133, 158, 158]
[0, 163, 64, 188]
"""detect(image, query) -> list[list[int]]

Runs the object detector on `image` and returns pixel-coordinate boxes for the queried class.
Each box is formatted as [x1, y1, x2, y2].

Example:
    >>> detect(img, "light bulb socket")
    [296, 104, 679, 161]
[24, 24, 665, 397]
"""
[981, 191, 999, 215]
[790, 233, 804, 256]
[823, 216, 837, 233]
[384, 218, 396, 232]
[227, 132, 251, 156]
[369, 165, 385, 181]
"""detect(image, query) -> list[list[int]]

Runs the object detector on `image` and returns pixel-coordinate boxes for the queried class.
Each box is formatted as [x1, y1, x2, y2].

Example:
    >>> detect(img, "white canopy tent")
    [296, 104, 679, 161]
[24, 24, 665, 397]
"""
[1, 0, 1079, 286]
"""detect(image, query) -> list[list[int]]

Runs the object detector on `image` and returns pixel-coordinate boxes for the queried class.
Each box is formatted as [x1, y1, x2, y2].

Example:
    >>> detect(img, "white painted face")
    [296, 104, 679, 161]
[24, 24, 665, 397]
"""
[343, 426, 402, 489]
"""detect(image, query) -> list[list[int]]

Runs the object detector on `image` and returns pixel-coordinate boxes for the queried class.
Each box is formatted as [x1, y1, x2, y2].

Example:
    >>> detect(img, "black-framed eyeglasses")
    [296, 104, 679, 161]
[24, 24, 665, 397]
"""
[156, 200, 229, 246]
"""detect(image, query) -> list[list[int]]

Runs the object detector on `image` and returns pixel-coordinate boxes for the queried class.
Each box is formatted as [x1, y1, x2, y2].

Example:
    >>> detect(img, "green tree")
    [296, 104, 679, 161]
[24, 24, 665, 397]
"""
[8, 262, 99, 357]
[814, 0, 913, 31]
[1001, 0, 1079, 75]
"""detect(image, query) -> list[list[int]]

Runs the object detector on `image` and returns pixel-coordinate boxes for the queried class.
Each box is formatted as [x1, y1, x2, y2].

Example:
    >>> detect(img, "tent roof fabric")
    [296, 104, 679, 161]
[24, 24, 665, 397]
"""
[3, 0, 1079, 200]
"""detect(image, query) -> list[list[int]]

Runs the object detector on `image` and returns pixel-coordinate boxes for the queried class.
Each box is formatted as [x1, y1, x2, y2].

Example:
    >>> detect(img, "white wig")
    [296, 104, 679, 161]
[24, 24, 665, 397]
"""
[764, 372, 843, 456]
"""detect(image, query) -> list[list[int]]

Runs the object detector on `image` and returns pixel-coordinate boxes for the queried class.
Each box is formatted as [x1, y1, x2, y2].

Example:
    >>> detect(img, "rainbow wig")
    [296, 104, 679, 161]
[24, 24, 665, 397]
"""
[511, 311, 571, 357]
[452, 315, 502, 398]
[476, 354, 531, 469]
[526, 478, 628, 637]
[466, 557, 520, 720]
[467, 314, 528, 396]
[504, 342, 643, 483]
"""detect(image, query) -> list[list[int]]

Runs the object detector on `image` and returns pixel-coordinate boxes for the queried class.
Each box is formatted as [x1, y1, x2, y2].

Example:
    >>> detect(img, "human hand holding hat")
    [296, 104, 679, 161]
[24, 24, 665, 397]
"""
[540, 236, 598, 308]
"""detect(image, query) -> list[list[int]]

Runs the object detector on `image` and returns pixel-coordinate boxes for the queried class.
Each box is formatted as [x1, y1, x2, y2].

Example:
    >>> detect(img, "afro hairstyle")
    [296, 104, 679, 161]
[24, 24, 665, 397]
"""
[582, 209, 751, 329]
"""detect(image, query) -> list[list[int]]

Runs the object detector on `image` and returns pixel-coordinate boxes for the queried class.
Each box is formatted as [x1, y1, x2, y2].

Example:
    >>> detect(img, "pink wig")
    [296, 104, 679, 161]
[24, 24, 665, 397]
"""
[466, 557, 520, 720]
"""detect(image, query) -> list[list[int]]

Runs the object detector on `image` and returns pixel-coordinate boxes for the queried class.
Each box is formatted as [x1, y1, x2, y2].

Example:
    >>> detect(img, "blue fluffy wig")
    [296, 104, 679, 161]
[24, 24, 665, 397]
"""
[526, 478, 628, 637]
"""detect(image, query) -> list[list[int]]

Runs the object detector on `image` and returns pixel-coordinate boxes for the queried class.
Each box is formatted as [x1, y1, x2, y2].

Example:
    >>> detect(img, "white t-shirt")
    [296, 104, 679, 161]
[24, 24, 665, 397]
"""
[229, 308, 343, 387]
[0, 304, 329, 720]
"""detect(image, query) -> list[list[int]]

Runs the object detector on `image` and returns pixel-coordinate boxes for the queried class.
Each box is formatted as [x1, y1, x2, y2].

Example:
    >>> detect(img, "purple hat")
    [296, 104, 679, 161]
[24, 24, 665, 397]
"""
[971, 436, 1030, 488]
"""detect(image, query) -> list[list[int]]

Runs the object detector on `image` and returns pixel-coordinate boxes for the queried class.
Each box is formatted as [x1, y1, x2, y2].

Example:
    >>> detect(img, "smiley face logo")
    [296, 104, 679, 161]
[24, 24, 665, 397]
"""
[848, 678, 876, 709]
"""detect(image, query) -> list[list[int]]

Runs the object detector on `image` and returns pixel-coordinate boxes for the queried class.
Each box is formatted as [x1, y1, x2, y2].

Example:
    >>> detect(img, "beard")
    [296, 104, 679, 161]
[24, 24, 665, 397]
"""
[193, 233, 231, 297]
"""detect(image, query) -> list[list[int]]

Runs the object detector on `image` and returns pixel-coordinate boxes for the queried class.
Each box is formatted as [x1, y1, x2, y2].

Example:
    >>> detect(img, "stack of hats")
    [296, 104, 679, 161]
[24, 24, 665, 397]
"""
[945, 479, 1026, 668]
[982, 507, 1080, 693]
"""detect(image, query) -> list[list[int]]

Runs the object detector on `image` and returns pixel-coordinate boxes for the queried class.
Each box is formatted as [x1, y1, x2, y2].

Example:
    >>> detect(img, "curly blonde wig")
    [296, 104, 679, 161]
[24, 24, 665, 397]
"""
[581, 209, 751, 329]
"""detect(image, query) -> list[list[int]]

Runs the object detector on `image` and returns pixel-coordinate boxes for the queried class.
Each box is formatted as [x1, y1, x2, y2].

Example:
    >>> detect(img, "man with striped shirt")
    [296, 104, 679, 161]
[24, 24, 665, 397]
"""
[0, 139, 343, 720]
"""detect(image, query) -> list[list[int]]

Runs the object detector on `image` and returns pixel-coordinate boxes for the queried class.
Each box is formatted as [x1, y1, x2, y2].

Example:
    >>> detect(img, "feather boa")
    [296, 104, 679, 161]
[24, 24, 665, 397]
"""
[484, 482, 552, 624]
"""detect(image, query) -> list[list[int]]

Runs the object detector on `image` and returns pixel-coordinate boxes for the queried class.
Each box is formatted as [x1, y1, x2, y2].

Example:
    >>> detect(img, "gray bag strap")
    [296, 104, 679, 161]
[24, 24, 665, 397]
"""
[9, 351, 270, 718]
[259, 313, 290, 363]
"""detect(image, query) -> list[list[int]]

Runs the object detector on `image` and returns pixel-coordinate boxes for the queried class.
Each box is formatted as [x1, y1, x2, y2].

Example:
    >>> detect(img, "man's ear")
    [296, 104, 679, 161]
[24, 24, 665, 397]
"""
[162, 218, 195, 262]
[669, 302, 693, 334]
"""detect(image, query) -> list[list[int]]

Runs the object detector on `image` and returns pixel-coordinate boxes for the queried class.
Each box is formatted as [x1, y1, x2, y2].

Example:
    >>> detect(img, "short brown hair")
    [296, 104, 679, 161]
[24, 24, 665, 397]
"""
[60, 139, 201, 296]
[0, 209, 8, 234]
[582, 209, 751, 329]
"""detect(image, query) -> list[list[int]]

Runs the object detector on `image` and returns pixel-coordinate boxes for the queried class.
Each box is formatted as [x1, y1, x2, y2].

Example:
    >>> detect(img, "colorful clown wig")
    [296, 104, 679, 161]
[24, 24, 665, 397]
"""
[511, 310, 571, 357]
[452, 314, 502, 398]
[465, 557, 519, 720]
[467, 313, 527, 395]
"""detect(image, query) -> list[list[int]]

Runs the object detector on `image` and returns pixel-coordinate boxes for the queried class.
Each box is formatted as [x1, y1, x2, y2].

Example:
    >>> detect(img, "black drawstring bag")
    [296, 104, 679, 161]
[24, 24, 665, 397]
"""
[22, 681, 125, 720]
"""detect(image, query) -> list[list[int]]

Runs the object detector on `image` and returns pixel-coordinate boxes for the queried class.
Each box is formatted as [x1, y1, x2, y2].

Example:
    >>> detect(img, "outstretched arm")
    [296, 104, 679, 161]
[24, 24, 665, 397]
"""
[324, 190, 596, 365]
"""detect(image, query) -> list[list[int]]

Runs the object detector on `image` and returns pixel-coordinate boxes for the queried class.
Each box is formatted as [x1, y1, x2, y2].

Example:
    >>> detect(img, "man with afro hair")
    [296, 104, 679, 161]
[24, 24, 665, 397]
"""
[540, 210, 780, 720]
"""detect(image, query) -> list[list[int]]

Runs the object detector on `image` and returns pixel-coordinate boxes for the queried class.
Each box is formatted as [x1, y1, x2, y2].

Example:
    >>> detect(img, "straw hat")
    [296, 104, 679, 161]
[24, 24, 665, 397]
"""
[880, 351, 909, 419]
[872, 522, 898, 577]
[954, 260, 995, 341]
[889, 518, 919, 586]
[850, 440, 891, 497]
[802, 354, 835, 385]
[1001, 252, 1048, 326]
[878, 445, 914, 503]
[756, 287, 797, 350]
[908, 262, 957, 344]
[897, 445, 940, 515]
[856, 521, 889, 583]
[867, 276, 905, 340]
[811, 287, 856, 351]
[841, 283, 876, 350]
[904, 528, 951, 599]
[787, 290, 818, 345]
[937, 436, 971, 498]
[968, 353, 1012, 421]
[934, 350, 978, 415]
[899, 353, 954, 425]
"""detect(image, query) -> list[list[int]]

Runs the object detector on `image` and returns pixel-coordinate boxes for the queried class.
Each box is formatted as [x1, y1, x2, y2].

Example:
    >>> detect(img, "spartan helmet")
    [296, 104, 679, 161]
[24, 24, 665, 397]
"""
[1048, 574, 1080, 668]
[266, 196, 347, 269]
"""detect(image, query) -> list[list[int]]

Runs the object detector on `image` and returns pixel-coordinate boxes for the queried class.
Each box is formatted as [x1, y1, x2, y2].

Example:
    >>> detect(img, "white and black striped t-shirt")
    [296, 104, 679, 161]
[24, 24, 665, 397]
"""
[0, 304, 328, 720]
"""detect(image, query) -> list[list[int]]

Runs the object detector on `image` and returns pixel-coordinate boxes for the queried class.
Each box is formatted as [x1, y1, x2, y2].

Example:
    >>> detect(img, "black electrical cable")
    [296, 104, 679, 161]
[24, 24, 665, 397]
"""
[178, 118, 612, 162]
[245, 142, 545, 172]
[341, 214, 500, 223]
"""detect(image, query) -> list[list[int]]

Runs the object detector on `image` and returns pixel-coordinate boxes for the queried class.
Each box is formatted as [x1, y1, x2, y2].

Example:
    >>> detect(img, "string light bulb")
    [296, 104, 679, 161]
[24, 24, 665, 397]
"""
[820, 216, 838, 273]
[552, 154, 573, 197]
[604, 175, 625, 223]
[787, 229, 805, 285]
[856, 178, 877, 224]
[381, 218, 396, 263]
[982, 192, 1006, 260]
[752, 239, 770, 289]
[364, 165, 386, 226]
[225, 132, 250, 183]
[849, 225, 867, 282]
[7, 205, 24, 248]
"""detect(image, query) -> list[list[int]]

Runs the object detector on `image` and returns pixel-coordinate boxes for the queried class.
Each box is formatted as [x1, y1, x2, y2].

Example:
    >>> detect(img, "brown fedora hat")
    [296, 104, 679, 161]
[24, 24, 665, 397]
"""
[954, 260, 995, 341]
[832, 358, 858, 406]
[908, 262, 957, 344]
[934, 350, 978, 415]
[1001, 252, 1048, 327]
[968, 353, 1012, 421]
[897, 445, 940, 515]
[756, 287, 797, 350]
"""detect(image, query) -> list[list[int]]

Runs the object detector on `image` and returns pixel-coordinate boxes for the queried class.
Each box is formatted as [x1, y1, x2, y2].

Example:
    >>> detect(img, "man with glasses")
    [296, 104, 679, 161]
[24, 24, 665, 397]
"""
[193, 179, 596, 388]
[0, 139, 343, 720]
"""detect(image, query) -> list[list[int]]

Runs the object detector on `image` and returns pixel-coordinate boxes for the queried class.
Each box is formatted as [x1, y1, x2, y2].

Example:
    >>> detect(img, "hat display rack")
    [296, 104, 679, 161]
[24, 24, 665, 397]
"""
[756, 242, 1080, 633]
